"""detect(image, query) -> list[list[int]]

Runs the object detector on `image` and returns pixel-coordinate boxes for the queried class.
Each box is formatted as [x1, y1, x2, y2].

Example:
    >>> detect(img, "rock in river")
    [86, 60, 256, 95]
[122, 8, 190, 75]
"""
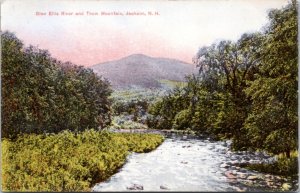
[247, 175, 259, 180]
[127, 184, 144, 190]
[220, 163, 230, 168]
[238, 173, 248, 179]
[160, 185, 169, 190]
[282, 183, 292, 190]
[225, 171, 237, 179]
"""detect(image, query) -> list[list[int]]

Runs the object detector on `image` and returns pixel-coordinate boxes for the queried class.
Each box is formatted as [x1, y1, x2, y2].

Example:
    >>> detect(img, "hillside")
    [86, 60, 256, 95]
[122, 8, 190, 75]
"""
[90, 54, 197, 89]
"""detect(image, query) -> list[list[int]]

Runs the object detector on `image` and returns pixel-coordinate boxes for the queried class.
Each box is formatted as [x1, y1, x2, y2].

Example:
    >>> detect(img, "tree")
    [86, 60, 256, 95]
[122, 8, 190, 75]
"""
[244, 1, 298, 157]
[148, 1, 298, 156]
[1, 31, 112, 139]
[192, 32, 263, 147]
[2, 32, 26, 137]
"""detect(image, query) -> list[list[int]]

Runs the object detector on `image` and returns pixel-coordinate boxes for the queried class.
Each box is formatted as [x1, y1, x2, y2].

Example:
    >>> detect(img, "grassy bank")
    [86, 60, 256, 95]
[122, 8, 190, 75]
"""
[2, 130, 164, 191]
[245, 151, 298, 177]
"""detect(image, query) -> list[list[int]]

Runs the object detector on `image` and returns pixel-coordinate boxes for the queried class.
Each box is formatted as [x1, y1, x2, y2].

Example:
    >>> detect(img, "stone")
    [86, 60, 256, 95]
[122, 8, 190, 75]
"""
[275, 176, 282, 180]
[231, 160, 239, 165]
[181, 161, 188, 164]
[225, 171, 237, 179]
[220, 150, 227, 154]
[259, 182, 268, 187]
[265, 174, 271, 178]
[267, 181, 274, 187]
[239, 168, 248, 173]
[249, 160, 259, 164]
[226, 140, 232, 147]
[238, 173, 248, 179]
[228, 179, 238, 184]
[266, 178, 273, 182]
[127, 184, 144, 190]
[282, 183, 292, 190]
[240, 160, 248, 164]
[245, 180, 254, 185]
[247, 175, 259, 180]
[160, 185, 169, 190]
[220, 163, 230, 168]
[234, 187, 247, 192]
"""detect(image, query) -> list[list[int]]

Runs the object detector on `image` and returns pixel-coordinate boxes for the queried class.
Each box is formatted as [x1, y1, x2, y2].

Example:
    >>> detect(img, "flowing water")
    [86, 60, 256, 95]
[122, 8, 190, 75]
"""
[92, 133, 298, 192]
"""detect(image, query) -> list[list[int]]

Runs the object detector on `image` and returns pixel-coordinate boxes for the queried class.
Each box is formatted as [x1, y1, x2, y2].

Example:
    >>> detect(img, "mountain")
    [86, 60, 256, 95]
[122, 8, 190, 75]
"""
[90, 54, 197, 89]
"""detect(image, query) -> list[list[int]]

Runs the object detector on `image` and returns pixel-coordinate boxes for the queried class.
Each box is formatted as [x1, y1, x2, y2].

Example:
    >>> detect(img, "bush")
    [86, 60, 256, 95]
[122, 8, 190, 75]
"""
[2, 130, 164, 191]
[172, 109, 192, 130]
[109, 115, 149, 130]
[246, 151, 298, 176]
[2, 32, 112, 138]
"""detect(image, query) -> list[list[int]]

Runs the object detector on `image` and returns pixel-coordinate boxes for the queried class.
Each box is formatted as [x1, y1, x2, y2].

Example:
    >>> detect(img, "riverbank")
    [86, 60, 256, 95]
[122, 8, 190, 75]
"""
[2, 130, 164, 191]
[113, 130, 298, 175]
[93, 134, 298, 191]
[106, 128, 197, 135]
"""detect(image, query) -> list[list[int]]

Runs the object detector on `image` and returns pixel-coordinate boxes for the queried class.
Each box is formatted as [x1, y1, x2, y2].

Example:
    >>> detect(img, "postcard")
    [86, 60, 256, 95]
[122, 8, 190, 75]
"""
[1, 0, 298, 192]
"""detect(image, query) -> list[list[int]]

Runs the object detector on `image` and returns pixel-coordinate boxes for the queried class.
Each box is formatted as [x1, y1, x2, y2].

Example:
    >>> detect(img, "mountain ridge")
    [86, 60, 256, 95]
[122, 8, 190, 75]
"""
[90, 54, 197, 89]
[90, 54, 193, 67]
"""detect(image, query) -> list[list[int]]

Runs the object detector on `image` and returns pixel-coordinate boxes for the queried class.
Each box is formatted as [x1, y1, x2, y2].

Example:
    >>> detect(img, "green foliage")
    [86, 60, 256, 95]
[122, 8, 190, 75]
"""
[109, 115, 148, 130]
[149, 1, 298, 157]
[2, 32, 112, 138]
[109, 88, 167, 131]
[2, 130, 164, 191]
[158, 79, 187, 88]
[243, 1, 298, 156]
[148, 85, 192, 130]
[246, 151, 298, 176]
[172, 109, 192, 130]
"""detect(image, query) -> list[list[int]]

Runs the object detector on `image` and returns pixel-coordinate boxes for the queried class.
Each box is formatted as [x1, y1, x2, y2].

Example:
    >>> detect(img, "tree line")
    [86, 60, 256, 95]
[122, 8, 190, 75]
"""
[148, 1, 298, 157]
[2, 32, 112, 139]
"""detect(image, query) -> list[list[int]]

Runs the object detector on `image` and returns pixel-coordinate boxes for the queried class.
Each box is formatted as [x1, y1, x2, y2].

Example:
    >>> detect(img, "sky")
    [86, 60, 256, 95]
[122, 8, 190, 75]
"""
[1, 0, 288, 67]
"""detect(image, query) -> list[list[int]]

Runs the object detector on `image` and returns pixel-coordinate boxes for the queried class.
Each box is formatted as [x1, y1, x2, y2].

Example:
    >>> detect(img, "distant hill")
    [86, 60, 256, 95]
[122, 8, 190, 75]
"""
[90, 54, 197, 89]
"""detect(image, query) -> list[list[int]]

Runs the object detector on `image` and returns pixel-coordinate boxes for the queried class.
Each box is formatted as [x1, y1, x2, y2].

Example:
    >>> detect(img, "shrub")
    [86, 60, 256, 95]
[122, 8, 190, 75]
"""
[246, 151, 298, 176]
[2, 130, 164, 191]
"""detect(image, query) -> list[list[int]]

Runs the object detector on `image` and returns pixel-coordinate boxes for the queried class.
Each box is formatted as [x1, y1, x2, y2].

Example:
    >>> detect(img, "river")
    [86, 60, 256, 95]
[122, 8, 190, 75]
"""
[92, 133, 298, 191]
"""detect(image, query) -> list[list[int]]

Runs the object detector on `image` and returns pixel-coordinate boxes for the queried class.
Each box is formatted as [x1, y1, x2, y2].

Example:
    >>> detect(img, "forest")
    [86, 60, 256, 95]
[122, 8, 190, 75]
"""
[1, 0, 298, 192]
[148, 0, 298, 175]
